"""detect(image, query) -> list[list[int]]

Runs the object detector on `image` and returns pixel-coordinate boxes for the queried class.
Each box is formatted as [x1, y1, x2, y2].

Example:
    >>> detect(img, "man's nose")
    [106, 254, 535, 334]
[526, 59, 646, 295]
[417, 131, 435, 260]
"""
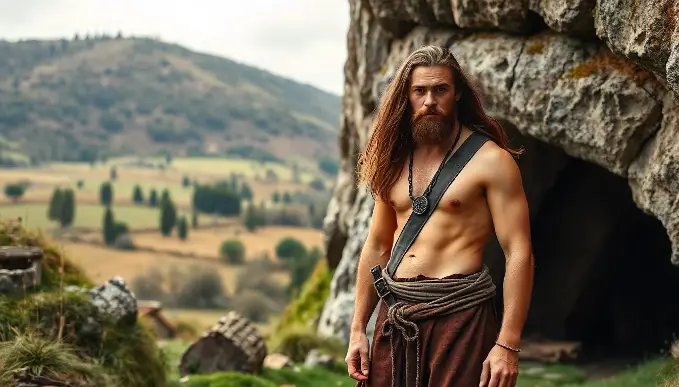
[423, 92, 436, 108]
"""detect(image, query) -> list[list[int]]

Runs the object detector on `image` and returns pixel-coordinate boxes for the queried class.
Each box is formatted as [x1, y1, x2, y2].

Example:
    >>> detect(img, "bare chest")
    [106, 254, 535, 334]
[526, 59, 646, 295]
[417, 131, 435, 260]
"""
[388, 160, 485, 215]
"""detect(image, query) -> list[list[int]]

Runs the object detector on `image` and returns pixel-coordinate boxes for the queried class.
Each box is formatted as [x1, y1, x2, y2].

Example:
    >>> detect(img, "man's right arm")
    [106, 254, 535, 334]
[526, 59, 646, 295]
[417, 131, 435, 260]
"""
[350, 198, 397, 334]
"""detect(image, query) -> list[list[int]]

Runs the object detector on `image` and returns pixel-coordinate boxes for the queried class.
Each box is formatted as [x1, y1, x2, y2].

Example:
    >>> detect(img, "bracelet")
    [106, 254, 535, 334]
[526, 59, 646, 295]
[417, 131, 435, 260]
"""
[495, 341, 521, 353]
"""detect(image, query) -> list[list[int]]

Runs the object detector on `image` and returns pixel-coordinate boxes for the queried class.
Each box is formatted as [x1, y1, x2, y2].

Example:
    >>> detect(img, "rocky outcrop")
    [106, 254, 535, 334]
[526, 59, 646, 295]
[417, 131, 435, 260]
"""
[319, 0, 679, 352]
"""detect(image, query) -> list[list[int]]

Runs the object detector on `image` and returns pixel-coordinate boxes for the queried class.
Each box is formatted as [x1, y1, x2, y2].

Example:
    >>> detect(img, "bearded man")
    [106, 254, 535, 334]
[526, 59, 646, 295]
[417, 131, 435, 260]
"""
[345, 45, 534, 387]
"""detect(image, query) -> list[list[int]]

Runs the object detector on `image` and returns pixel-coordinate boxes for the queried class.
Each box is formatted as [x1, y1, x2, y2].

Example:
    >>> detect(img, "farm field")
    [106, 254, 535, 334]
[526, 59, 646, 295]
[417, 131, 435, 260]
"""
[58, 241, 292, 294]
[0, 202, 214, 231]
[0, 157, 323, 208]
[130, 225, 324, 259]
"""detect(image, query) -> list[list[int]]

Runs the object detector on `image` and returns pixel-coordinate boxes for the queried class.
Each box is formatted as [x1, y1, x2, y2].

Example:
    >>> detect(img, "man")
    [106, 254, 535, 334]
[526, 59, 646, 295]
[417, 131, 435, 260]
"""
[345, 45, 534, 387]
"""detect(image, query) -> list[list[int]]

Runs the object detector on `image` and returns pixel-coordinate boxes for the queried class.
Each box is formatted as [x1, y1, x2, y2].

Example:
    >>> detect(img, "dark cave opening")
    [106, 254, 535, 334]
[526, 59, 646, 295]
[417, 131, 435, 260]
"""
[483, 125, 679, 360]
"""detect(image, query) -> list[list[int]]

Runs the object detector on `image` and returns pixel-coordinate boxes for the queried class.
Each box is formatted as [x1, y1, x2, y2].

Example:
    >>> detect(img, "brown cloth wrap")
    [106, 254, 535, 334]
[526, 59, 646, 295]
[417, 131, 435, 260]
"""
[358, 265, 498, 387]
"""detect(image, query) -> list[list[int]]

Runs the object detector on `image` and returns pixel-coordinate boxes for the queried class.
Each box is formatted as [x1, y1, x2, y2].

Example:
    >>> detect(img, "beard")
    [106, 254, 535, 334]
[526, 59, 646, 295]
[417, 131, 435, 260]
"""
[410, 107, 454, 144]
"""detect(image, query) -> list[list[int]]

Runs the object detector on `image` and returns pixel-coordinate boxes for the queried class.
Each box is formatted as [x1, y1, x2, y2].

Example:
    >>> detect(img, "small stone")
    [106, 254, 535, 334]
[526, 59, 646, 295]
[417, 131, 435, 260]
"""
[543, 373, 565, 380]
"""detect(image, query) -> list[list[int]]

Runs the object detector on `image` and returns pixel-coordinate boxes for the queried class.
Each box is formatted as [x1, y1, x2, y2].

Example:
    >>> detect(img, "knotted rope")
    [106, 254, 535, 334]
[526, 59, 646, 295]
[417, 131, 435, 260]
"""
[380, 265, 496, 387]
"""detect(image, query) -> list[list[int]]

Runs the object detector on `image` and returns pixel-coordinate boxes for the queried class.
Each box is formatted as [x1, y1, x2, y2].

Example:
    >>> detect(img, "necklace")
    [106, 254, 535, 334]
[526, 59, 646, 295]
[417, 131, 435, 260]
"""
[408, 128, 462, 215]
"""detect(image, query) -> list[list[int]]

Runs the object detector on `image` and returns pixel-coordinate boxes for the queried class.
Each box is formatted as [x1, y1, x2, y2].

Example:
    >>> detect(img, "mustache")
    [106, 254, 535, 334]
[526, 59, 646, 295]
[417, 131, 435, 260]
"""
[412, 106, 445, 121]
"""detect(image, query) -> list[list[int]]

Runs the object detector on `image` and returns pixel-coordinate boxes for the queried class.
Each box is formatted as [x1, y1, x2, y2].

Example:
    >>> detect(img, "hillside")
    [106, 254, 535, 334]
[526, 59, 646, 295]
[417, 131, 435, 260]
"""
[0, 35, 341, 165]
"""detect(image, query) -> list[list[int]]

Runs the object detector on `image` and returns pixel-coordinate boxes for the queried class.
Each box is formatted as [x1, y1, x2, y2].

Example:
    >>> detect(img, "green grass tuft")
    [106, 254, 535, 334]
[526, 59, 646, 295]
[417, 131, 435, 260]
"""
[0, 219, 169, 386]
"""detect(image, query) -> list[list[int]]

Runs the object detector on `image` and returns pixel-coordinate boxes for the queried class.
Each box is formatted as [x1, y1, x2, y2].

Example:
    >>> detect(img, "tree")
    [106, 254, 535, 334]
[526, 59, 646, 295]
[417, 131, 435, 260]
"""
[103, 207, 116, 245]
[59, 188, 76, 227]
[99, 182, 113, 206]
[160, 188, 171, 204]
[272, 191, 280, 203]
[282, 192, 292, 204]
[275, 237, 307, 261]
[159, 197, 177, 237]
[191, 211, 198, 228]
[132, 185, 144, 204]
[192, 184, 241, 216]
[4, 183, 26, 202]
[148, 188, 158, 207]
[177, 216, 188, 241]
[182, 175, 191, 187]
[239, 183, 253, 200]
[110, 166, 117, 180]
[220, 239, 245, 264]
[47, 188, 63, 221]
[243, 202, 259, 232]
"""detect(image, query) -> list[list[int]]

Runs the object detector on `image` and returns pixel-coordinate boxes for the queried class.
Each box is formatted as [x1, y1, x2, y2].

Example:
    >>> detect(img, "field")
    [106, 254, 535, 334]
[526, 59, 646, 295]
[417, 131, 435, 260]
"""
[0, 156, 330, 339]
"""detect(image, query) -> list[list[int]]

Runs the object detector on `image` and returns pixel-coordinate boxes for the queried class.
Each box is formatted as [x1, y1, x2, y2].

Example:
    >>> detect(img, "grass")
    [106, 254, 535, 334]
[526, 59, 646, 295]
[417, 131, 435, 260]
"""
[0, 202, 206, 231]
[0, 219, 169, 386]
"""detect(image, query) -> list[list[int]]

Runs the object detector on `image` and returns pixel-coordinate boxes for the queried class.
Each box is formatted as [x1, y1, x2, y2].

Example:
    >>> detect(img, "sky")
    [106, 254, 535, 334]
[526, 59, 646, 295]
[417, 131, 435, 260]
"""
[0, 0, 351, 95]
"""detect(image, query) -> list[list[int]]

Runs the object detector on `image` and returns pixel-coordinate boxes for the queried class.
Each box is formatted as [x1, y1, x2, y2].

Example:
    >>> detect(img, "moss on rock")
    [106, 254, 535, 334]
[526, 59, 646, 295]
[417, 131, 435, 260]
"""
[0, 220, 169, 386]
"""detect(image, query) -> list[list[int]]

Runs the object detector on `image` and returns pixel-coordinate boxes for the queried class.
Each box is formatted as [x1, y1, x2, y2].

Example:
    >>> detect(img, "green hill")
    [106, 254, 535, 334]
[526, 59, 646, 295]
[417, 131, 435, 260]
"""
[0, 35, 341, 165]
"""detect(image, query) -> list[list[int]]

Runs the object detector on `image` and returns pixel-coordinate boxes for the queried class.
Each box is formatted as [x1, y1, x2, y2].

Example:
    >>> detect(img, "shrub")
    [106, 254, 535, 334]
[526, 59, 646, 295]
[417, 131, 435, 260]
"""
[229, 289, 279, 323]
[220, 239, 245, 264]
[273, 328, 346, 363]
[173, 267, 228, 309]
[275, 237, 307, 261]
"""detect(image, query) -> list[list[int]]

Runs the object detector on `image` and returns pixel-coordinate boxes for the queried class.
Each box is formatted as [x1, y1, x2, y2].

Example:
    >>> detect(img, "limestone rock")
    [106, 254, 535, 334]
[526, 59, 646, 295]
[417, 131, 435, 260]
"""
[628, 92, 679, 264]
[321, 0, 679, 352]
[304, 349, 335, 369]
[451, 0, 529, 32]
[530, 0, 596, 35]
[594, 0, 679, 94]
[66, 276, 138, 326]
[318, 189, 374, 341]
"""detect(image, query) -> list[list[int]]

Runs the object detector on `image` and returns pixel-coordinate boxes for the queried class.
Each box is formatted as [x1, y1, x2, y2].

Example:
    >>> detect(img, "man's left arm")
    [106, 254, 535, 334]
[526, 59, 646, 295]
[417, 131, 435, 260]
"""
[480, 146, 534, 387]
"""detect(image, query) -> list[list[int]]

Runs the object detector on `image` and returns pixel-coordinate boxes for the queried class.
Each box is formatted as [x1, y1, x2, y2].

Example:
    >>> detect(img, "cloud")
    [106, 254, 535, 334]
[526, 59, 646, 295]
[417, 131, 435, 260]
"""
[0, 0, 350, 94]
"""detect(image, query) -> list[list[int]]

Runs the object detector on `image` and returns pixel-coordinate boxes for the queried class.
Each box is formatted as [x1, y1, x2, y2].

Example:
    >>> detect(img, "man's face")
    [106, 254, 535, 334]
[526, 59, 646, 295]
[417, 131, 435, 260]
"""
[408, 65, 457, 144]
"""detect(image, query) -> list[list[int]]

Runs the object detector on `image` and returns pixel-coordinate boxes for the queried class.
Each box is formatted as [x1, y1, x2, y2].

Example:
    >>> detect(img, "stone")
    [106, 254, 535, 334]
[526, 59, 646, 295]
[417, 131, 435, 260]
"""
[321, 0, 679, 356]
[89, 276, 138, 325]
[179, 311, 267, 376]
[530, 0, 597, 35]
[0, 246, 43, 294]
[263, 353, 293, 369]
[594, 0, 679, 94]
[304, 349, 335, 369]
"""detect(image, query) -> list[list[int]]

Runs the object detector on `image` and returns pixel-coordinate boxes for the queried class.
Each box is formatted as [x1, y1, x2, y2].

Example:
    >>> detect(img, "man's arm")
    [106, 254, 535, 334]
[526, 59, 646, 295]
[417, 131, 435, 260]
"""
[484, 147, 534, 350]
[350, 197, 398, 333]
[346, 196, 398, 381]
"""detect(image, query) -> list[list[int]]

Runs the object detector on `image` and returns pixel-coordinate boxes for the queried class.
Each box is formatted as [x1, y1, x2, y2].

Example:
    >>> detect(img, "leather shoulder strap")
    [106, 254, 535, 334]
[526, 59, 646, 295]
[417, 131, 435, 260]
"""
[385, 131, 490, 276]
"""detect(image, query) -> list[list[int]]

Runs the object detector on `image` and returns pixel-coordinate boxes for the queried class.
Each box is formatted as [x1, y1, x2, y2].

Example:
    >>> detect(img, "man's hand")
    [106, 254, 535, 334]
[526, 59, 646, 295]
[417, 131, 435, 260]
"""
[479, 344, 519, 387]
[345, 331, 370, 381]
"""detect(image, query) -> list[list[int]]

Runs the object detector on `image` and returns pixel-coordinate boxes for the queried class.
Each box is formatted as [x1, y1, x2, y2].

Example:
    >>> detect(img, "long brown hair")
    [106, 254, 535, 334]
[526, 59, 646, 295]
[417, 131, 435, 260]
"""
[355, 45, 523, 202]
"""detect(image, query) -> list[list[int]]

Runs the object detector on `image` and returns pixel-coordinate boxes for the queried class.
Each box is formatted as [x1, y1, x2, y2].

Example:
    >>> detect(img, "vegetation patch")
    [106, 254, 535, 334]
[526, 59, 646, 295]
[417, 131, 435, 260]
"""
[178, 365, 355, 387]
[273, 258, 332, 335]
[0, 220, 169, 386]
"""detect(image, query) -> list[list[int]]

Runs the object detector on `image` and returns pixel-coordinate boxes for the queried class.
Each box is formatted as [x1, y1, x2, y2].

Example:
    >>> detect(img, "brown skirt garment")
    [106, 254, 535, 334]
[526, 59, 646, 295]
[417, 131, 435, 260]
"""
[360, 272, 499, 387]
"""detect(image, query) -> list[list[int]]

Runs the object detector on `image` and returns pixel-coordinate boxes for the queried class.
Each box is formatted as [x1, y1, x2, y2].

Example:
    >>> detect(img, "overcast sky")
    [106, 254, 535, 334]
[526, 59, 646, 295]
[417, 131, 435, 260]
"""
[0, 0, 350, 95]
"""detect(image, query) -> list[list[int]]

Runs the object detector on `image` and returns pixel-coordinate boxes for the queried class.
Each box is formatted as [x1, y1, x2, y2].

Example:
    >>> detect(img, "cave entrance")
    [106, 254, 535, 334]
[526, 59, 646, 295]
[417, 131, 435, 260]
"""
[483, 123, 679, 360]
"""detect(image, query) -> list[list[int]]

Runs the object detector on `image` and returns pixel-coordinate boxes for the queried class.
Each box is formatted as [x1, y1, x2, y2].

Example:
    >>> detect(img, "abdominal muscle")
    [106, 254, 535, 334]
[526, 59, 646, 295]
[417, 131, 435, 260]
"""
[390, 202, 493, 280]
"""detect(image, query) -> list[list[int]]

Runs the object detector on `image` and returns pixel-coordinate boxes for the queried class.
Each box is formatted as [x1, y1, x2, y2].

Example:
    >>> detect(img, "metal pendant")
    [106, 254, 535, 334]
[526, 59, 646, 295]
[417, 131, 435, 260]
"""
[412, 196, 428, 215]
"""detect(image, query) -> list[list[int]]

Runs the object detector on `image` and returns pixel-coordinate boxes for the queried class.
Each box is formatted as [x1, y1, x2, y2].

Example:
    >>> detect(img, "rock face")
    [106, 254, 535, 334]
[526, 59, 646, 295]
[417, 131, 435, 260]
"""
[319, 0, 679, 354]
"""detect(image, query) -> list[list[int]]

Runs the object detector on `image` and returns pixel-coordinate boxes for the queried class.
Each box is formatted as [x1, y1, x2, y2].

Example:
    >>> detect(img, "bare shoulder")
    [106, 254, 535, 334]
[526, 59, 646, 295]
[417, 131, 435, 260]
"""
[474, 140, 523, 189]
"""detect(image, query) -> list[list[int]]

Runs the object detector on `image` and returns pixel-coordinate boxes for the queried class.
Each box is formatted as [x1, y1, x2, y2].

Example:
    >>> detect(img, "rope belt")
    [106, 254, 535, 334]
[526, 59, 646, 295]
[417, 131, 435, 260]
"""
[379, 264, 496, 387]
